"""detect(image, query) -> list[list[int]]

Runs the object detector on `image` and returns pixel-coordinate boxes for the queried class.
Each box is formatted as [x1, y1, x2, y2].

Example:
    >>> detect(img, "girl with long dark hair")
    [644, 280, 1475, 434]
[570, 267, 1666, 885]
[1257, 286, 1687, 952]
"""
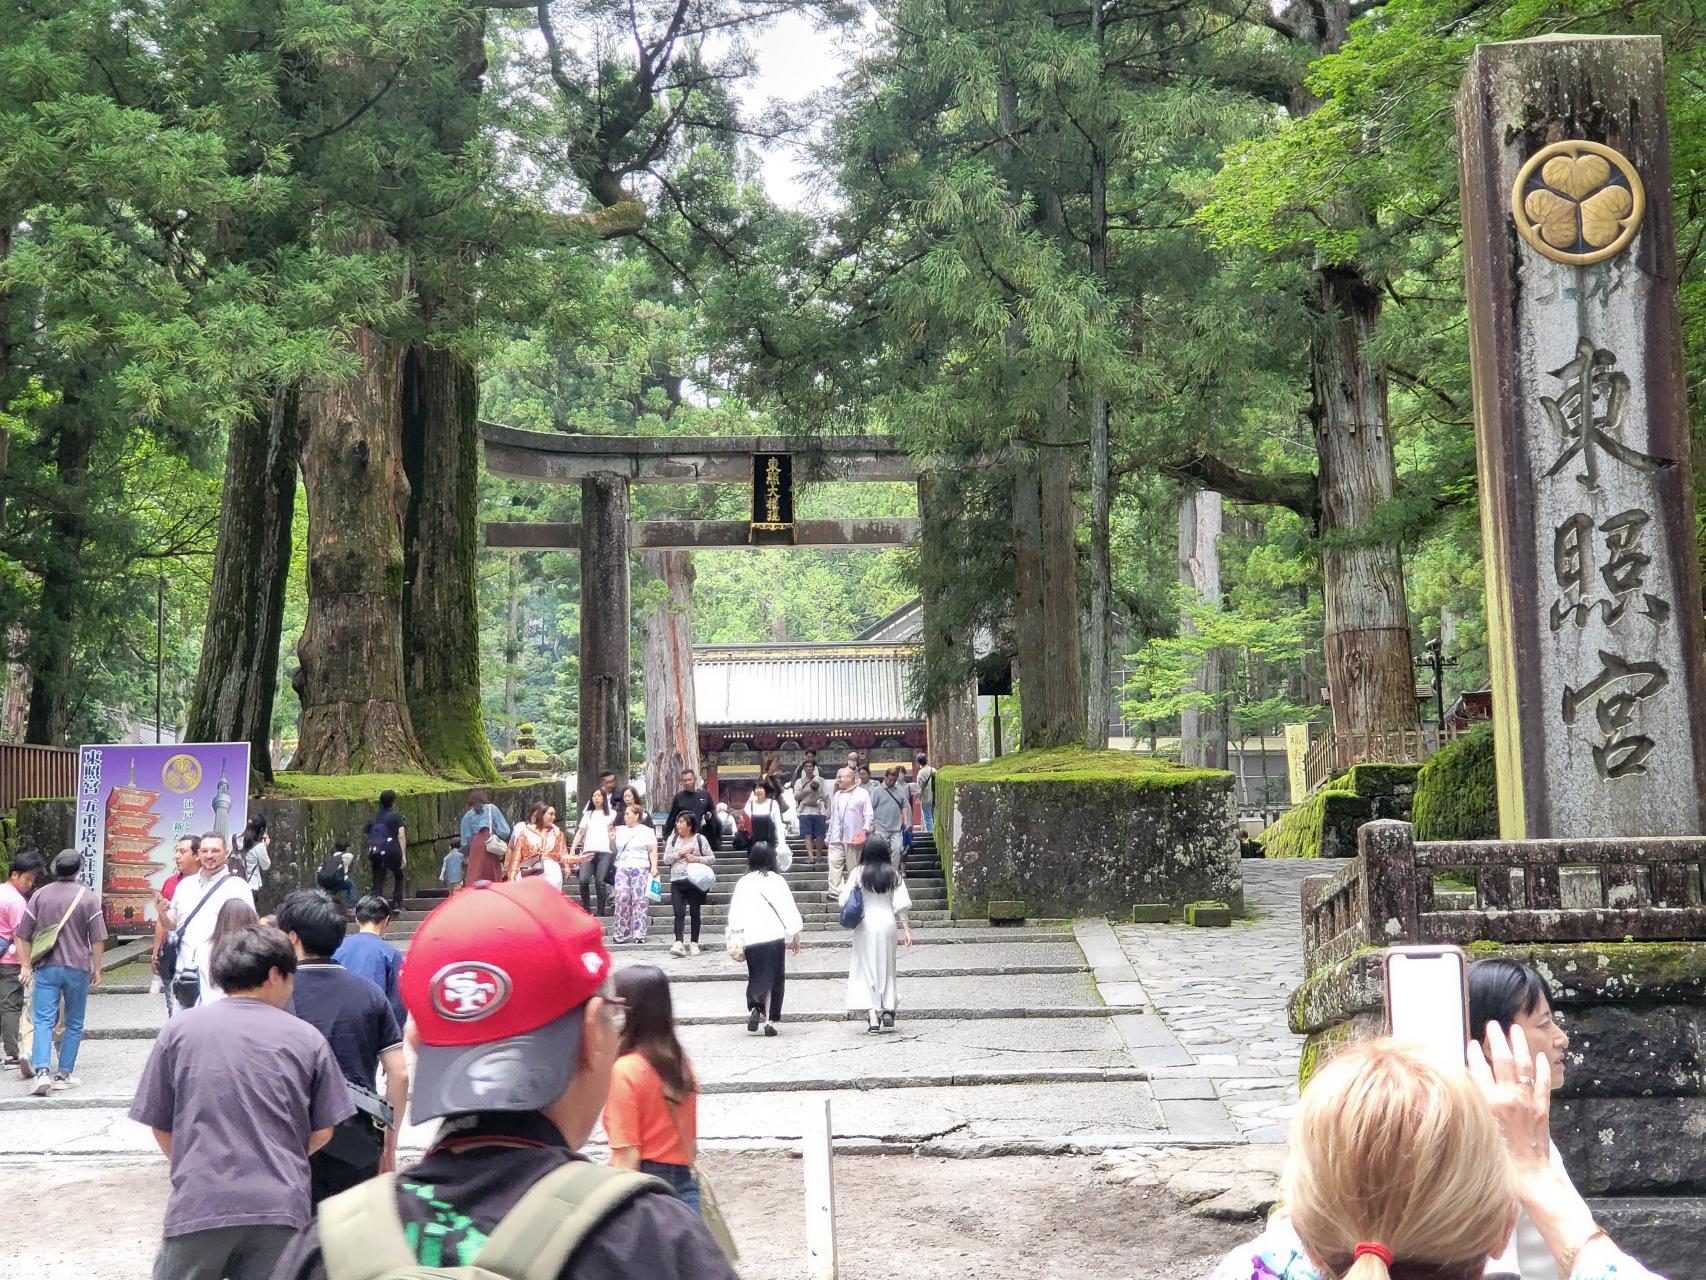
[840, 834, 913, 1033]
[201, 898, 260, 1003]
[725, 841, 803, 1035]
[603, 965, 703, 1214]
[234, 814, 271, 894]
[570, 789, 616, 916]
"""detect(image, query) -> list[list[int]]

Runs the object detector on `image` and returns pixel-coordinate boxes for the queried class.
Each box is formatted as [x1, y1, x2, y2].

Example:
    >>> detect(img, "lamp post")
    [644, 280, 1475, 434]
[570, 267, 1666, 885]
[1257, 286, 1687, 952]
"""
[1414, 636, 1459, 736]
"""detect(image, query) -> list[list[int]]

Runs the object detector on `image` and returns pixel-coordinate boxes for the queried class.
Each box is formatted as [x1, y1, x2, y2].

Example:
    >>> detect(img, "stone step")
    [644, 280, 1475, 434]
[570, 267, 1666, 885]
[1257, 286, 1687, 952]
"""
[388, 891, 949, 923]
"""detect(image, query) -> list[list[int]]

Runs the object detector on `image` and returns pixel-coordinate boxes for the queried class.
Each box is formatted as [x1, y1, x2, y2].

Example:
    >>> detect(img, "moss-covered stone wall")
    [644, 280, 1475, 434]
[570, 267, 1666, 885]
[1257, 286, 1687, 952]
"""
[937, 748, 1239, 919]
[1411, 723, 1497, 841]
[1260, 763, 1419, 859]
[13, 776, 565, 925]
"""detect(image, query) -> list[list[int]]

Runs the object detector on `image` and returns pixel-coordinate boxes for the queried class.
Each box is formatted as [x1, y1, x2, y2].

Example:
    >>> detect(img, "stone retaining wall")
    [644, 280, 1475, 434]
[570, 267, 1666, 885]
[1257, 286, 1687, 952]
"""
[1293, 820, 1706, 1275]
[14, 778, 565, 926]
[937, 750, 1240, 919]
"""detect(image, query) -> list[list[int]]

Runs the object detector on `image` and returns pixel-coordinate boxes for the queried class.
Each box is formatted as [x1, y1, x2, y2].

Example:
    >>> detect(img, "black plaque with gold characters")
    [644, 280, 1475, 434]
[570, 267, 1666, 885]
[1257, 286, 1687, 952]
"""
[748, 452, 795, 545]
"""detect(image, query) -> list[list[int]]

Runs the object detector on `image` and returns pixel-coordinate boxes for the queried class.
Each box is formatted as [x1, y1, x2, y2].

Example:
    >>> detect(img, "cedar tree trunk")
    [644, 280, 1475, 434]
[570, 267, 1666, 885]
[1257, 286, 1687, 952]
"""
[185, 386, 301, 779]
[640, 550, 699, 805]
[1179, 489, 1230, 769]
[1312, 265, 1418, 738]
[24, 393, 93, 745]
[294, 319, 428, 774]
[401, 338, 497, 780]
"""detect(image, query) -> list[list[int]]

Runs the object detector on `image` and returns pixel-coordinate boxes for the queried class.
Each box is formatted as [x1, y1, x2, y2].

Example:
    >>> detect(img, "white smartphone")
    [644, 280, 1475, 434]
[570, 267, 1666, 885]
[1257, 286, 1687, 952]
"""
[1383, 944, 1470, 1071]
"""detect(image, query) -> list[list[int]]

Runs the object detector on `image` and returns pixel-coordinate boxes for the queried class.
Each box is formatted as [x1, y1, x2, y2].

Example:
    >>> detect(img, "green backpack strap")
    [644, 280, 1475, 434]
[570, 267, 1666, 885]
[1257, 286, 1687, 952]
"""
[319, 1173, 421, 1280]
[475, 1163, 667, 1280]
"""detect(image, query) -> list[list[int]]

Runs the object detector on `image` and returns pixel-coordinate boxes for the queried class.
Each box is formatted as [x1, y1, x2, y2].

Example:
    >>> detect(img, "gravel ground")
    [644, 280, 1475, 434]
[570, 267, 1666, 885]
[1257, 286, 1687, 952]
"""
[17, 1151, 1253, 1280]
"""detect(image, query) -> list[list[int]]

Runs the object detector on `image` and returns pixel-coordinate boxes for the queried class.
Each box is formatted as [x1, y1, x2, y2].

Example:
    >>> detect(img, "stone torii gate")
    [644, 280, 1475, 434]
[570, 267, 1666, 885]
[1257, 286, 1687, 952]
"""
[481, 424, 980, 804]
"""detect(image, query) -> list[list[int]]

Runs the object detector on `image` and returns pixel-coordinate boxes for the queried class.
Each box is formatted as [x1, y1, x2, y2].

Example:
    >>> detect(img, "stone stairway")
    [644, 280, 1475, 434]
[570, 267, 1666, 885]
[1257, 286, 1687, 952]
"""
[382, 832, 953, 942]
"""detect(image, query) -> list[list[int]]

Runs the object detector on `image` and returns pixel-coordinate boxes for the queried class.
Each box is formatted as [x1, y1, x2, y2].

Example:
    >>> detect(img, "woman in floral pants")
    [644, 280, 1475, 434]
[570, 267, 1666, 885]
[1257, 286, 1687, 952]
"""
[611, 804, 659, 943]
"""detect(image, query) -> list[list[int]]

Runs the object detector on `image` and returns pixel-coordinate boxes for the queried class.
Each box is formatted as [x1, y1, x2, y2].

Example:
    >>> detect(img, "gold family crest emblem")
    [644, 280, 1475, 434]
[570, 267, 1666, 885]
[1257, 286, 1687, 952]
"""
[1510, 140, 1645, 265]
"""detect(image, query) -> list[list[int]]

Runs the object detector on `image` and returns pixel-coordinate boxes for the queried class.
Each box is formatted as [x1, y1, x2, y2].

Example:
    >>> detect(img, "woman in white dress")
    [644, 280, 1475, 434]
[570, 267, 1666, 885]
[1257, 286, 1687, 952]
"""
[839, 834, 912, 1033]
[741, 781, 791, 870]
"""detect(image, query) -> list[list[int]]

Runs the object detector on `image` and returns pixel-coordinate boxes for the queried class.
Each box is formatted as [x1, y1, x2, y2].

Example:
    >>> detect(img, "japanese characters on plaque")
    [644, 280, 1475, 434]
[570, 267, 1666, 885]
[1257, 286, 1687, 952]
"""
[1514, 140, 1675, 784]
[748, 451, 795, 546]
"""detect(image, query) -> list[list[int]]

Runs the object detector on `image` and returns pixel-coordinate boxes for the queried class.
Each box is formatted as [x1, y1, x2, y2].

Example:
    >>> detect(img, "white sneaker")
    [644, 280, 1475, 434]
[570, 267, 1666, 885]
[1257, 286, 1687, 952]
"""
[688, 943, 702, 956]
[29, 1073, 52, 1097]
[669, 941, 687, 958]
[51, 1073, 80, 1091]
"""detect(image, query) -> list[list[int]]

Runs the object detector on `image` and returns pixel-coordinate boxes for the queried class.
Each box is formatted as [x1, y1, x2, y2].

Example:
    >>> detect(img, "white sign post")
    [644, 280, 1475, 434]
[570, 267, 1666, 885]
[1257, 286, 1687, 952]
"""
[803, 1098, 837, 1280]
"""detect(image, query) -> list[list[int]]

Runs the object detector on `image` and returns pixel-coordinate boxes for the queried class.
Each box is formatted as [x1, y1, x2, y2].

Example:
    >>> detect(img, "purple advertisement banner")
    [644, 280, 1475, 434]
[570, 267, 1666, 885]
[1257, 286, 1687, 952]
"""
[74, 743, 250, 933]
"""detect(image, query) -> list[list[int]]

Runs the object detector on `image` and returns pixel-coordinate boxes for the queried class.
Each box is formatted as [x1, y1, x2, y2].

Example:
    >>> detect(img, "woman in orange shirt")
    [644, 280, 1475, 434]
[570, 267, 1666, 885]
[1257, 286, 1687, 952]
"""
[603, 964, 701, 1214]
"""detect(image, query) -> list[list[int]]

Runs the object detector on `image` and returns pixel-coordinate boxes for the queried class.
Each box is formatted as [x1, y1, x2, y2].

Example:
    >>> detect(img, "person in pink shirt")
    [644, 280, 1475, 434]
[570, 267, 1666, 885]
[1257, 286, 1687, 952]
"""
[1, 851, 45, 1075]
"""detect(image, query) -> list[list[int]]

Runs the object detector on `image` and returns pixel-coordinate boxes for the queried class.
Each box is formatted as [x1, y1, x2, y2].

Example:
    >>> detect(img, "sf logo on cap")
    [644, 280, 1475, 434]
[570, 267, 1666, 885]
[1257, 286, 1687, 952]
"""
[430, 962, 512, 1021]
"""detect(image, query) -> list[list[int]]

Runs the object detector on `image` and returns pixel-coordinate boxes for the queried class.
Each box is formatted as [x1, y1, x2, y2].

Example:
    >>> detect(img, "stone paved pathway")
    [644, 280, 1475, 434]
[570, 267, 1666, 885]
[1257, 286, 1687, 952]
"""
[1111, 858, 1315, 1144]
[1, 857, 1318, 1165]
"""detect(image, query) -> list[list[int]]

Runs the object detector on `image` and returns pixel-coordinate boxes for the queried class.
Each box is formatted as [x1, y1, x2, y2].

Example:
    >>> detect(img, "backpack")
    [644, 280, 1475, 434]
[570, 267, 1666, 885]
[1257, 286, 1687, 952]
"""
[317, 849, 349, 884]
[318, 1162, 666, 1280]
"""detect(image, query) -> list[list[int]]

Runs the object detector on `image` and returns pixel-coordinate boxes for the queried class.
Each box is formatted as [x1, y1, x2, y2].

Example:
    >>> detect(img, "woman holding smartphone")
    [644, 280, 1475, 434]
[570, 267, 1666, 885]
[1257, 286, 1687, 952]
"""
[1468, 958, 1575, 1280]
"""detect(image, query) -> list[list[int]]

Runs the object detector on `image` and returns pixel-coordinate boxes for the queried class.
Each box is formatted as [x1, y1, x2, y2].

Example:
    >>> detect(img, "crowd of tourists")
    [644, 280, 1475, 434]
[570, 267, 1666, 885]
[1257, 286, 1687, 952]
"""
[2, 742, 1675, 1280]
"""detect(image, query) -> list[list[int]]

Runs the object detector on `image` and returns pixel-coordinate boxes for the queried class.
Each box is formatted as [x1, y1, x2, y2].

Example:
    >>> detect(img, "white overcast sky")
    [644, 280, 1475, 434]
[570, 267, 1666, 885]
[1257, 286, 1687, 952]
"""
[733, 9, 868, 209]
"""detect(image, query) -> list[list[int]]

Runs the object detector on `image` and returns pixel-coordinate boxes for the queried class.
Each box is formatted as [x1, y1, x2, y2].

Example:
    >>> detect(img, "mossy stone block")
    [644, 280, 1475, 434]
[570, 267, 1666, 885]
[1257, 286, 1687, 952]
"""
[1130, 903, 1174, 923]
[988, 899, 1027, 922]
[1185, 900, 1232, 927]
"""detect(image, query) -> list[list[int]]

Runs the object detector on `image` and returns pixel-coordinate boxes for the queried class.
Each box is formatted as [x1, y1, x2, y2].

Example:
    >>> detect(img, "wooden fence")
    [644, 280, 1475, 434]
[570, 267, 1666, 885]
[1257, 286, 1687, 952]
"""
[1302, 819, 1706, 974]
[1302, 725, 1467, 795]
[0, 743, 78, 811]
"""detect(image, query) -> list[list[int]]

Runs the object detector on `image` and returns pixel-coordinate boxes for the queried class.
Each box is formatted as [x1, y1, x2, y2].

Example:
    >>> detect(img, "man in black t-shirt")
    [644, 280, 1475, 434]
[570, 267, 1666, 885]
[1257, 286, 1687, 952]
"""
[665, 769, 717, 849]
[364, 790, 407, 909]
[277, 890, 408, 1202]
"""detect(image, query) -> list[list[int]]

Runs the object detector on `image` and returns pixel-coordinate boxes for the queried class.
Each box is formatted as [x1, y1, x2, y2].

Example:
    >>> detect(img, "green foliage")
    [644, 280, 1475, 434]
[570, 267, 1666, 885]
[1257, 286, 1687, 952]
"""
[1261, 763, 1420, 859]
[265, 772, 473, 801]
[1412, 723, 1497, 841]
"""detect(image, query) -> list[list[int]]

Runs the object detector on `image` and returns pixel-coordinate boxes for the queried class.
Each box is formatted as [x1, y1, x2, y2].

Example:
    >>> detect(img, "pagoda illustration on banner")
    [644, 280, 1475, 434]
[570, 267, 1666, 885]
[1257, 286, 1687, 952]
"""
[104, 757, 162, 928]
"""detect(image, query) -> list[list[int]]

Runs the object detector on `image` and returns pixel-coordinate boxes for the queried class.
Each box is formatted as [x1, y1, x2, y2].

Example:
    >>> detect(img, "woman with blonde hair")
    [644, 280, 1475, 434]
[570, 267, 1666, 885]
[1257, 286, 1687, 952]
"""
[1212, 1028, 1665, 1280]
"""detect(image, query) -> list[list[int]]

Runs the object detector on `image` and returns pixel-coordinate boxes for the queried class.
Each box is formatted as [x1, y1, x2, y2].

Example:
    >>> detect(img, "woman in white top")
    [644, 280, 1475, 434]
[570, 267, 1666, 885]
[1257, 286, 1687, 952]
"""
[235, 816, 271, 894]
[725, 841, 803, 1036]
[662, 813, 716, 958]
[741, 781, 791, 870]
[571, 790, 616, 917]
[610, 804, 660, 945]
[839, 834, 912, 1033]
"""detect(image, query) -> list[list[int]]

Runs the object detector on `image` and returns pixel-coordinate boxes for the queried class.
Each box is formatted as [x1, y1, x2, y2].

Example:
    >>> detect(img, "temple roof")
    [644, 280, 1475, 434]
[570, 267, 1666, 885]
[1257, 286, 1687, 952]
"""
[692, 643, 922, 727]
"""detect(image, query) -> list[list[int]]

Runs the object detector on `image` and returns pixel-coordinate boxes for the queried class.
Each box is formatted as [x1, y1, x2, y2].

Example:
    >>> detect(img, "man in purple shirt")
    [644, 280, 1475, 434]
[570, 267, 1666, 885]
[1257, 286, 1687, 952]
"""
[130, 922, 352, 1280]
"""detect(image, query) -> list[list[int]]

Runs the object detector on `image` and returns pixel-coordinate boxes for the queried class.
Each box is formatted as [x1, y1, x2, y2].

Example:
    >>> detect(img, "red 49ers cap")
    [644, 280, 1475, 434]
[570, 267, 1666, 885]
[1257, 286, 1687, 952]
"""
[400, 878, 612, 1121]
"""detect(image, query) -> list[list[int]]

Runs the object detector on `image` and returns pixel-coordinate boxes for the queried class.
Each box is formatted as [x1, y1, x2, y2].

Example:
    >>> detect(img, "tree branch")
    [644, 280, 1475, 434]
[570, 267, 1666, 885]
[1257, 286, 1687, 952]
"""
[1160, 452, 1320, 523]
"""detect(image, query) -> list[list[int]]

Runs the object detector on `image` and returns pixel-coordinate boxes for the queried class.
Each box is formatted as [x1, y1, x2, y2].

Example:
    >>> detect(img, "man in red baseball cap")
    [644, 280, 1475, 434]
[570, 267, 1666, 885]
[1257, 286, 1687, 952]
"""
[272, 879, 735, 1280]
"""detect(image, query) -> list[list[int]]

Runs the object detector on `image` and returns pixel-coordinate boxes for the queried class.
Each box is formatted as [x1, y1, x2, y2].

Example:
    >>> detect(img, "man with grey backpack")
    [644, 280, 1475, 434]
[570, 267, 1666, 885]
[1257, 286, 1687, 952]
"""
[271, 877, 736, 1280]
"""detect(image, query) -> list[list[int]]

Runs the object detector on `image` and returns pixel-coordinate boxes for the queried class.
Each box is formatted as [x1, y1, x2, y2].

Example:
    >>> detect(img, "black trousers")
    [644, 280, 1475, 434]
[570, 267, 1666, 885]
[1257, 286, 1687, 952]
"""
[577, 852, 613, 915]
[369, 852, 405, 906]
[671, 880, 708, 942]
[744, 939, 787, 1020]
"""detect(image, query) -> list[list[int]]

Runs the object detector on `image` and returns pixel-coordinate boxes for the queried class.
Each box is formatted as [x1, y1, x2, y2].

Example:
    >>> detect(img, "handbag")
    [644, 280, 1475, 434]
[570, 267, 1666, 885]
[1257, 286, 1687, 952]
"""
[29, 886, 87, 964]
[685, 860, 716, 892]
[666, 1099, 739, 1264]
[839, 884, 865, 930]
[646, 876, 663, 903]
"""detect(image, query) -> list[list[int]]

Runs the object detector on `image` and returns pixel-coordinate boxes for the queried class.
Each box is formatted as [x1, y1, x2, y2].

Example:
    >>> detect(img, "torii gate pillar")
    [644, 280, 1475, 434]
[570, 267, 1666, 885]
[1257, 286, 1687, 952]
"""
[579, 474, 631, 804]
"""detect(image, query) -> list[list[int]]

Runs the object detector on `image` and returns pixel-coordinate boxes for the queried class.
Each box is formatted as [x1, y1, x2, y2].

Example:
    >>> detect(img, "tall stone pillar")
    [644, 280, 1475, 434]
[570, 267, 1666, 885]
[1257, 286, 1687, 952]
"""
[579, 474, 631, 805]
[1459, 36, 1706, 838]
